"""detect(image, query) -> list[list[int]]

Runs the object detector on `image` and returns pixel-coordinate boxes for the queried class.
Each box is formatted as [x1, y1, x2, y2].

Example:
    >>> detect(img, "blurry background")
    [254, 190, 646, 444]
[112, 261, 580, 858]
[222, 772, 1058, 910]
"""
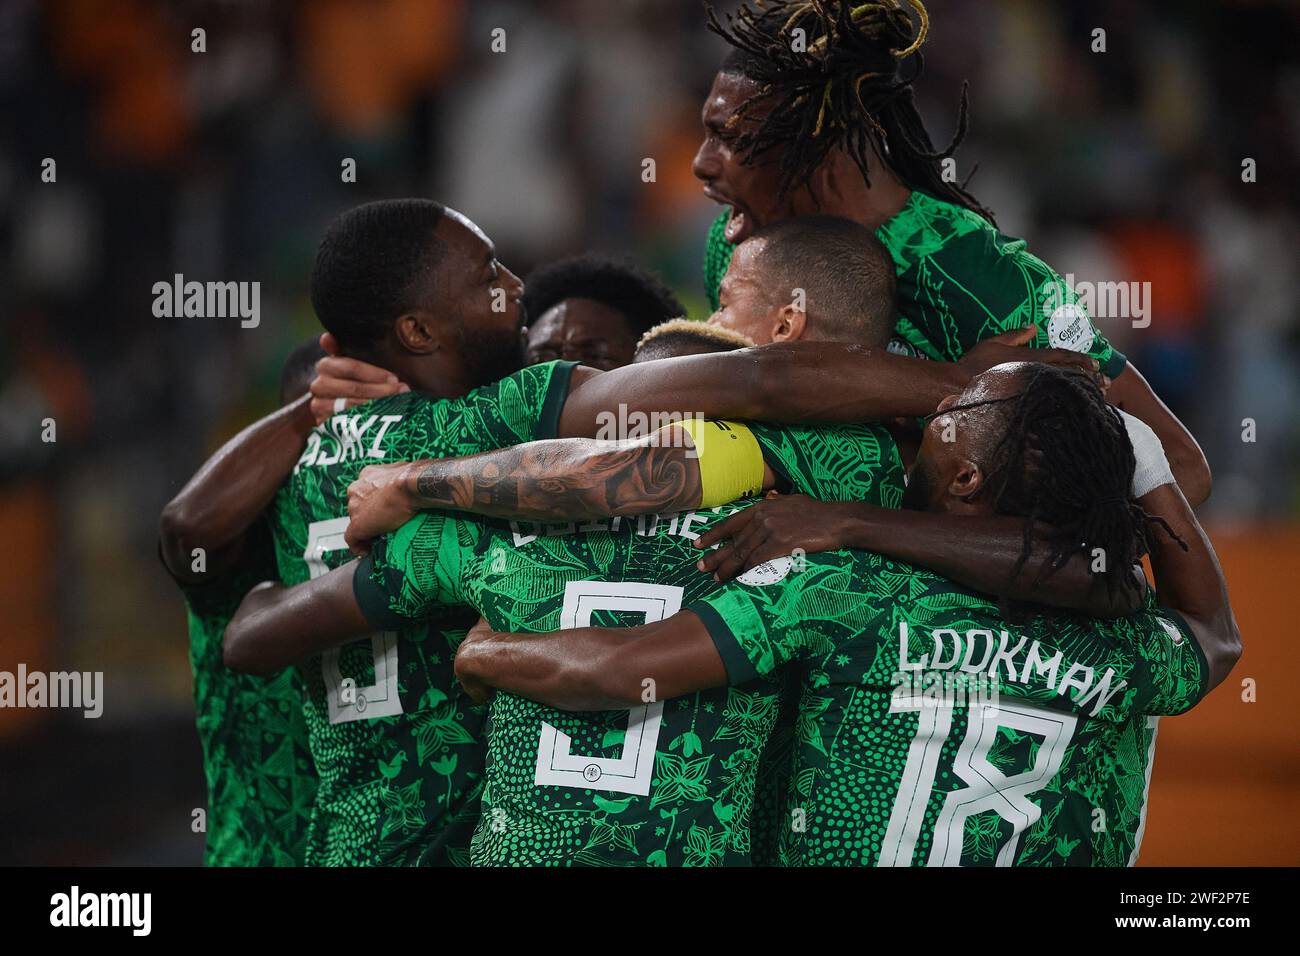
[0, 0, 1296, 864]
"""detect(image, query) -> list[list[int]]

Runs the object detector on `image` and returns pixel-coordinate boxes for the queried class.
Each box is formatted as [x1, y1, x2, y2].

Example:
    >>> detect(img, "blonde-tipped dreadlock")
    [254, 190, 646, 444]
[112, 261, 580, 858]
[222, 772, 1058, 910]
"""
[707, 0, 994, 224]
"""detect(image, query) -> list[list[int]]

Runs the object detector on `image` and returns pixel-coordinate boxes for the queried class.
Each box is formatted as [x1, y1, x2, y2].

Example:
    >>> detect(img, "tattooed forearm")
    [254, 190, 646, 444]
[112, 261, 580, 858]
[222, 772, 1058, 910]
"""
[410, 437, 703, 522]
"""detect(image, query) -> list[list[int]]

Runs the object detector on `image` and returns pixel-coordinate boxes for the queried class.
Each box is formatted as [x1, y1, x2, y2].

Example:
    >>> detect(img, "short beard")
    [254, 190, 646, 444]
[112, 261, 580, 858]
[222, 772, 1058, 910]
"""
[460, 323, 524, 387]
[901, 459, 935, 512]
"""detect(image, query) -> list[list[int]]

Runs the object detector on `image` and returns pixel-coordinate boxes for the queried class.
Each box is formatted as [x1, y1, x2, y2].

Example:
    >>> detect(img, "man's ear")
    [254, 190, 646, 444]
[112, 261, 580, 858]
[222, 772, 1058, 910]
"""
[948, 458, 986, 501]
[393, 311, 442, 354]
[806, 162, 835, 211]
[771, 303, 807, 343]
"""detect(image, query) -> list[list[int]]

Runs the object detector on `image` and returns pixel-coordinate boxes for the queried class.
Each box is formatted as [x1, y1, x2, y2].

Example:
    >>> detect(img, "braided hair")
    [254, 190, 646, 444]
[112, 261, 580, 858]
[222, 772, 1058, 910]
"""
[973, 365, 1184, 604]
[706, 0, 995, 224]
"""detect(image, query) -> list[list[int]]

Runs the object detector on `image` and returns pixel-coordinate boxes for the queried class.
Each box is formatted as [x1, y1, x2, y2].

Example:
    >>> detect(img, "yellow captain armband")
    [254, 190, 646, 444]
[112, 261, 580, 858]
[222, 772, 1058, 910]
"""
[655, 418, 765, 508]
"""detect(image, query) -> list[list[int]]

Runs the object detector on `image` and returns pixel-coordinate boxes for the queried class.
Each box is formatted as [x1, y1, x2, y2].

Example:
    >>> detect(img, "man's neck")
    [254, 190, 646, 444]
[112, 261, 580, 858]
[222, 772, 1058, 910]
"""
[823, 181, 911, 232]
[348, 346, 470, 402]
[805, 149, 913, 231]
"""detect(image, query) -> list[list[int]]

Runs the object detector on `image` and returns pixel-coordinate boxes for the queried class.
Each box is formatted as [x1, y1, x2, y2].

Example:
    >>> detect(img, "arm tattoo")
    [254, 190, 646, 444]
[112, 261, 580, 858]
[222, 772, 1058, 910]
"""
[413, 439, 702, 521]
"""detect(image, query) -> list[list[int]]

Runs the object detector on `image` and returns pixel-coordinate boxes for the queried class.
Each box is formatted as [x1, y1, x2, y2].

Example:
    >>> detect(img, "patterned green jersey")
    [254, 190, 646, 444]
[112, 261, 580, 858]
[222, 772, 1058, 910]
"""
[354, 423, 904, 866]
[690, 550, 1208, 867]
[176, 521, 317, 866]
[268, 361, 576, 866]
[742, 419, 905, 864]
[746, 421, 902, 508]
[703, 191, 1126, 377]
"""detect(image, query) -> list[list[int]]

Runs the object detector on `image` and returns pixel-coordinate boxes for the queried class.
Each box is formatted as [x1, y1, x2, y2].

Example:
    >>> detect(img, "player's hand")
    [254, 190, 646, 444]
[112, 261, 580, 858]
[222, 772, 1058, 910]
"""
[693, 492, 854, 582]
[309, 332, 409, 424]
[455, 618, 498, 706]
[956, 326, 1105, 386]
[345, 462, 420, 555]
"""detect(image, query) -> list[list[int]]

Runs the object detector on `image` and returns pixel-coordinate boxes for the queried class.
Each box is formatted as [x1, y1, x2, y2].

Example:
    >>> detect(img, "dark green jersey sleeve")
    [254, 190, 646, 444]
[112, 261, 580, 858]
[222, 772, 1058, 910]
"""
[688, 549, 869, 685]
[169, 517, 279, 619]
[352, 513, 484, 629]
[876, 191, 1126, 378]
[704, 196, 1127, 377]
[171, 519, 317, 867]
[405, 360, 577, 457]
[745, 422, 905, 508]
[1131, 604, 1210, 716]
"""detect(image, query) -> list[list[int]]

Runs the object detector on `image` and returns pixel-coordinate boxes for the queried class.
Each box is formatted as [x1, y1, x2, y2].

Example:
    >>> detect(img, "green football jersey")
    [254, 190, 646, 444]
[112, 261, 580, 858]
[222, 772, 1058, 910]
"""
[354, 423, 904, 866]
[268, 360, 576, 866]
[743, 421, 905, 864]
[703, 191, 1126, 377]
[747, 421, 904, 508]
[690, 549, 1208, 867]
[176, 521, 317, 866]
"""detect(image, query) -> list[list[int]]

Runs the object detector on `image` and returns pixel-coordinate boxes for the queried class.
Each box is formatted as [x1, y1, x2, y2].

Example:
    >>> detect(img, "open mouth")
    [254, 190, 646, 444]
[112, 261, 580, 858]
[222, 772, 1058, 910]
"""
[702, 185, 753, 244]
[723, 205, 750, 243]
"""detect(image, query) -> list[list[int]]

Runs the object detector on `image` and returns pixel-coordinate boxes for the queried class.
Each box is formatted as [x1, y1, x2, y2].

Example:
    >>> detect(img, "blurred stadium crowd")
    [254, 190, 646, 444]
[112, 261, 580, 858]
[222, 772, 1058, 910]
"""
[0, 0, 1297, 863]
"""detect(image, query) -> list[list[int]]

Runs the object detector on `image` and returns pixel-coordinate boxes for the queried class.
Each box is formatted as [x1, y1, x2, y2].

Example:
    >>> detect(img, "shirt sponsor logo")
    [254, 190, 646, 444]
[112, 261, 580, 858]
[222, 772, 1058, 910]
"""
[736, 556, 793, 586]
[1045, 301, 1094, 352]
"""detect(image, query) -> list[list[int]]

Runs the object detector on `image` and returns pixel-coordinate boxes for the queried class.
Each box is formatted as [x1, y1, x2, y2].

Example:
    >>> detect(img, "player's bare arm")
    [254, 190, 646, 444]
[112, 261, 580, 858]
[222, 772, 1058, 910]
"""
[692, 496, 1146, 618]
[555, 327, 1098, 439]
[455, 475, 1238, 714]
[343, 328, 1096, 551]
[1137, 481, 1241, 689]
[692, 387, 1195, 616]
[344, 434, 708, 554]
[222, 563, 367, 675]
[161, 334, 404, 584]
[343, 420, 783, 553]
[411, 437, 704, 519]
[159, 393, 317, 584]
[458, 368, 1238, 712]
[454, 612, 725, 711]
[1106, 363, 1212, 506]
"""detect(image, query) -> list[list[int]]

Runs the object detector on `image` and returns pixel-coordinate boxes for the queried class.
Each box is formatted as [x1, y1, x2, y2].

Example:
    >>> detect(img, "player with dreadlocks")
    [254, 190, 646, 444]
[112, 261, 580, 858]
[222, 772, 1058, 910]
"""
[959, 364, 1166, 607]
[453, 360, 1241, 866]
[706, 0, 984, 221]
[693, 0, 1212, 506]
